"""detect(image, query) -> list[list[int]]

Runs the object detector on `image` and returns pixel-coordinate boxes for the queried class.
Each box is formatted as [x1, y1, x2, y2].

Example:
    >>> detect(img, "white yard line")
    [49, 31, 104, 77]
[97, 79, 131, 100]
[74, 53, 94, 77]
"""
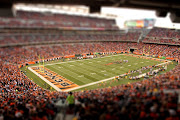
[78, 75, 84, 77]
[64, 60, 172, 92]
[155, 61, 171, 66]
[64, 76, 117, 92]
[50, 65, 90, 84]
[90, 73, 96, 75]
[44, 54, 123, 66]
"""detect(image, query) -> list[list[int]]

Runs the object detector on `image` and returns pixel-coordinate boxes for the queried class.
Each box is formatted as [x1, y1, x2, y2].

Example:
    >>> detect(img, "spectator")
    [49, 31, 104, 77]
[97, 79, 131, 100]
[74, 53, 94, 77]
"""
[66, 92, 75, 109]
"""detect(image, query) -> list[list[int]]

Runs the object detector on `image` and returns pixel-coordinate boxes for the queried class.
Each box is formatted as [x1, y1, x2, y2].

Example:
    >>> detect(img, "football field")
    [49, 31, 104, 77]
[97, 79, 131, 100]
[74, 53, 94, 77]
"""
[27, 54, 168, 91]
[46, 54, 160, 85]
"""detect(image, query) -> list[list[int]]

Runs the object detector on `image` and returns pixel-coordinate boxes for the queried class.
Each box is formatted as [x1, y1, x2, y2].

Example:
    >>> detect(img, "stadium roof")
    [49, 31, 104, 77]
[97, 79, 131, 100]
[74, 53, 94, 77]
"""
[14, 4, 117, 19]
[13, 4, 180, 29]
[1, 0, 180, 12]
[0, 0, 180, 17]
[0, 0, 180, 28]
[1, 0, 180, 24]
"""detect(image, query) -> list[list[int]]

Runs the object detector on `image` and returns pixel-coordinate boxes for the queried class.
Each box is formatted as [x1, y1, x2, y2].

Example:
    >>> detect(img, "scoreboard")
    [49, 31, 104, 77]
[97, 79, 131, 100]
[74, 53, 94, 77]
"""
[124, 19, 155, 28]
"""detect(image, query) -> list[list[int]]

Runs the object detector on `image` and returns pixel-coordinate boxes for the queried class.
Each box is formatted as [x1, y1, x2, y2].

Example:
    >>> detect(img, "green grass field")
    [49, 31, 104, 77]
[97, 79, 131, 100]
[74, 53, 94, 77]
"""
[21, 54, 177, 91]
[73, 61, 176, 91]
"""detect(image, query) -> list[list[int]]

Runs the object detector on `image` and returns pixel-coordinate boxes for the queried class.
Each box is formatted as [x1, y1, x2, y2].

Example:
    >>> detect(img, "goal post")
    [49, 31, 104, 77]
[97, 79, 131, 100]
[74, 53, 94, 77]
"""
[38, 55, 45, 73]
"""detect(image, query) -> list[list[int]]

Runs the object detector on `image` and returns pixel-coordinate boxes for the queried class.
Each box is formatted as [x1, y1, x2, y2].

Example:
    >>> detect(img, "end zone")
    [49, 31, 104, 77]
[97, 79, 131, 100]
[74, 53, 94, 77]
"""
[29, 67, 79, 91]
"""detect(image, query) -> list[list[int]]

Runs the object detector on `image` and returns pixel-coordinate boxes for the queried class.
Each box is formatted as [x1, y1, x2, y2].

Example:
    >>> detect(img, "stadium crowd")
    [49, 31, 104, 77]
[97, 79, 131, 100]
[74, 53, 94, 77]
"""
[0, 42, 179, 65]
[147, 27, 180, 38]
[134, 43, 180, 60]
[0, 41, 179, 120]
[0, 42, 130, 64]
[70, 64, 180, 120]
[0, 10, 118, 29]
[143, 38, 180, 44]
[0, 32, 140, 45]
[143, 27, 180, 44]
[1, 28, 180, 45]
[0, 10, 180, 119]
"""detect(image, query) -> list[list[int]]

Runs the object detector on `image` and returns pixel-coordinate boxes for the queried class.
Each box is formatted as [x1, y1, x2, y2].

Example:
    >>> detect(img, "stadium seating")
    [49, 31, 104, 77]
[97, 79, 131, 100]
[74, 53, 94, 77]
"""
[0, 42, 179, 119]
[0, 10, 180, 120]
[147, 27, 180, 38]
[0, 32, 141, 45]
[143, 27, 180, 44]
[0, 10, 118, 29]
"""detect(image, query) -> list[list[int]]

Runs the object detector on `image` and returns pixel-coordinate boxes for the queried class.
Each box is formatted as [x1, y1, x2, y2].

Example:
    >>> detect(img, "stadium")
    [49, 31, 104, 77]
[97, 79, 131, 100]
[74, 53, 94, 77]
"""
[0, 1, 180, 120]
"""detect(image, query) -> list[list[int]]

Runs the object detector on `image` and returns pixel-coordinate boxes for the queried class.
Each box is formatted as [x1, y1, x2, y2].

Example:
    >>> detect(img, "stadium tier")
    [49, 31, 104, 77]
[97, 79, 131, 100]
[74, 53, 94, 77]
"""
[143, 27, 180, 44]
[0, 10, 118, 30]
[0, 42, 179, 64]
[0, 32, 141, 45]
[147, 27, 180, 38]
[1, 27, 180, 45]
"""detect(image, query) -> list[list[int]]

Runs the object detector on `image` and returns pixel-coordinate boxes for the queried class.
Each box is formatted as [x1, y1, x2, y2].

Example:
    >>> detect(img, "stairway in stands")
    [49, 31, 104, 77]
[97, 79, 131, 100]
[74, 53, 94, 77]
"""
[137, 29, 152, 43]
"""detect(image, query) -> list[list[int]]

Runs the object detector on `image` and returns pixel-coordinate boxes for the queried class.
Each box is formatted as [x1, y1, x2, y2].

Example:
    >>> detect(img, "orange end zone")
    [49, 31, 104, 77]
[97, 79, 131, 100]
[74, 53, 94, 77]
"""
[31, 66, 79, 91]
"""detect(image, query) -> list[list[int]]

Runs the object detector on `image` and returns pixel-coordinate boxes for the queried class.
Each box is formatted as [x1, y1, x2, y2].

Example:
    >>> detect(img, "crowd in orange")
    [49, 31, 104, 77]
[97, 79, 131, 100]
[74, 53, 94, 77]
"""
[0, 42, 179, 65]
[0, 41, 179, 119]
[147, 27, 180, 38]
[134, 43, 180, 60]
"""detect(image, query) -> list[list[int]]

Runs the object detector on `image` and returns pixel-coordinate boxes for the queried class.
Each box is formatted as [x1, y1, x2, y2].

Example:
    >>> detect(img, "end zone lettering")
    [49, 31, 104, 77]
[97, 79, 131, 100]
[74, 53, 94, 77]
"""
[31, 66, 79, 91]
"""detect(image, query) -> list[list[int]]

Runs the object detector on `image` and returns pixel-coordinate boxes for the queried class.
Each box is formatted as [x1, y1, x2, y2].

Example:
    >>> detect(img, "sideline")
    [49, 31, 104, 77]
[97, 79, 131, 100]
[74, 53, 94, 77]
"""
[64, 76, 116, 92]
[64, 61, 172, 92]
[44, 54, 124, 66]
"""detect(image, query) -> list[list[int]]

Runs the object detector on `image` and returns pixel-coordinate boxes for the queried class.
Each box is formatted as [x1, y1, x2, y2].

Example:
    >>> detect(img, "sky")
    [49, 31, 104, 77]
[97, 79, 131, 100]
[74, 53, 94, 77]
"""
[14, 4, 180, 29]
[101, 7, 180, 29]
